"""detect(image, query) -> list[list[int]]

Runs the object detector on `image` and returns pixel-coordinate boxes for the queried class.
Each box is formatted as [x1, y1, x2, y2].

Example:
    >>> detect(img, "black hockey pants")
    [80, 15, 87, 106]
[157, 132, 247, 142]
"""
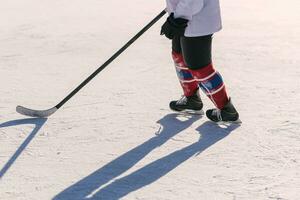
[172, 34, 213, 70]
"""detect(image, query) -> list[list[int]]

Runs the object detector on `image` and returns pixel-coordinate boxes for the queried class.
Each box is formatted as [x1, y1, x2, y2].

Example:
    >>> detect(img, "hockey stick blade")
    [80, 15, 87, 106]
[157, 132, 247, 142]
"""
[16, 106, 57, 118]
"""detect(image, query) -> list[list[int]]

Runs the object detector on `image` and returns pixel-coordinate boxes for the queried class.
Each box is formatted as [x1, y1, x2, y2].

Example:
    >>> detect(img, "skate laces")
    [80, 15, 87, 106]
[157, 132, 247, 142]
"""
[176, 96, 188, 105]
[212, 109, 222, 121]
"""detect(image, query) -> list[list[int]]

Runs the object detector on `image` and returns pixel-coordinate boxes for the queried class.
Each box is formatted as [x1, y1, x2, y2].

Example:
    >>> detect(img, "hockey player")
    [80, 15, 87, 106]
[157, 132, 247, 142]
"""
[161, 0, 240, 122]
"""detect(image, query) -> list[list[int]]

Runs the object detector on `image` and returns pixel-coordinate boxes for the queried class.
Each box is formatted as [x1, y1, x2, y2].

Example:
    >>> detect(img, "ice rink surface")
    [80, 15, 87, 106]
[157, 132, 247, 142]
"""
[0, 0, 299, 199]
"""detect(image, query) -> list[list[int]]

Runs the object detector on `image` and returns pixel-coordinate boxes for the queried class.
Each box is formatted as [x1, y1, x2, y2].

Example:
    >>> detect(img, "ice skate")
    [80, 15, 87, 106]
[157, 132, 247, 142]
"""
[169, 91, 204, 115]
[206, 98, 241, 123]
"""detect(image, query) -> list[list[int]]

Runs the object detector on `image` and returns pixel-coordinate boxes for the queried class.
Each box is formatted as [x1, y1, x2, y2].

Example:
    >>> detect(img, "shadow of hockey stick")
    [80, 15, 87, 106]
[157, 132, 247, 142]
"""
[0, 118, 47, 179]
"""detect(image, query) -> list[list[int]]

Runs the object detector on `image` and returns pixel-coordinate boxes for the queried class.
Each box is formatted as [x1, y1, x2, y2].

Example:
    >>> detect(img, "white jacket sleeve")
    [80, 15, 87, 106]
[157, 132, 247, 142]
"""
[174, 0, 204, 20]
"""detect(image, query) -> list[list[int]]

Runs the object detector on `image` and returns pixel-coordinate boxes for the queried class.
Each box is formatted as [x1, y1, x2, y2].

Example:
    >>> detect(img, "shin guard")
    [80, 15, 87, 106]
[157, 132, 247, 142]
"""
[191, 63, 229, 109]
[172, 51, 198, 97]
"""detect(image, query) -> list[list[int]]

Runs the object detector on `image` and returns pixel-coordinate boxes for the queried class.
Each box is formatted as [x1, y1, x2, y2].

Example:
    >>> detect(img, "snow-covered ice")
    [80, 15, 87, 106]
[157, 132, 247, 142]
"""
[0, 0, 299, 199]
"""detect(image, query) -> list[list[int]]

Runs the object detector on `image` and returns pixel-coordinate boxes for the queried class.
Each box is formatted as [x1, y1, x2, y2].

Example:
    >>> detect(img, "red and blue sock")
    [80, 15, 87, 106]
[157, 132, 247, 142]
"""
[172, 51, 199, 97]
[190, 63, 229, 109]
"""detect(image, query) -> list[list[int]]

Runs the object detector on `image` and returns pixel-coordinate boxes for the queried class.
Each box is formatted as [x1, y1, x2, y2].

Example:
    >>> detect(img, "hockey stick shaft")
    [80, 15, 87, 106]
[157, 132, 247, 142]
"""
[55, 10, 166, 109]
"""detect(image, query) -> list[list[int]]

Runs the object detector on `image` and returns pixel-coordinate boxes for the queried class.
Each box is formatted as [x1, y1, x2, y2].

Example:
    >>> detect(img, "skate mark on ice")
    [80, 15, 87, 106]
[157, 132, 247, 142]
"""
[54, 116, 240, 200]
[53, 113, 201, 200]
[0, 118, 47, 179]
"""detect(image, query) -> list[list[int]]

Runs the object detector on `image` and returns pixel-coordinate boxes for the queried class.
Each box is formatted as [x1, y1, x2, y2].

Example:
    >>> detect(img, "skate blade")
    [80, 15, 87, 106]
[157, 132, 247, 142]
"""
[173, 109, 204, 115]
[216, 119, 242, 125]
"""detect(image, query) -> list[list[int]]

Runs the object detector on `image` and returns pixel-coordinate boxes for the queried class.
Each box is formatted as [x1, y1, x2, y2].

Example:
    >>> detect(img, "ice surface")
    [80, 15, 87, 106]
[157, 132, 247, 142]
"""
[0, 0, 299, 199]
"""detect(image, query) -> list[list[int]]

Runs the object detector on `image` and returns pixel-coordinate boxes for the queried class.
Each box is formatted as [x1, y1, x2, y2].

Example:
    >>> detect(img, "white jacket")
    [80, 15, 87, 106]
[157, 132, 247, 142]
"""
[166, 0, 222, 37]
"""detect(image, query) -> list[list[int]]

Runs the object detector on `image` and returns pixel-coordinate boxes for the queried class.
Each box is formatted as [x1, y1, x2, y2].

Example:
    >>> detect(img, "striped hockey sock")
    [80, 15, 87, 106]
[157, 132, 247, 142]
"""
[172, 51, 199, 97]
[190, 63, 229, 109]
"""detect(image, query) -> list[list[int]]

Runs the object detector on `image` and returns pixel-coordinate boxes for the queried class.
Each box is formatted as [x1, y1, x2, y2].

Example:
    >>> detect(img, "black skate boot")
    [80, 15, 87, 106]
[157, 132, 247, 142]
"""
[169, 91, 204, 115]
[206, 98, 241, 123]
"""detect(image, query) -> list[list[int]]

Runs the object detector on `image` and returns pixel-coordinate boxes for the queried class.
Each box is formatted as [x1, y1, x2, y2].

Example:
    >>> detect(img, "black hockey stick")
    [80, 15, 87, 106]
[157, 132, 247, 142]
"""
[17, 9, 167, 118]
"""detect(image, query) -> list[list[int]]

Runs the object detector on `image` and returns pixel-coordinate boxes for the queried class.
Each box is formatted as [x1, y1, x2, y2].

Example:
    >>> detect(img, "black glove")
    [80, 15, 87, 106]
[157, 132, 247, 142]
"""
[160, 13, 189, 40]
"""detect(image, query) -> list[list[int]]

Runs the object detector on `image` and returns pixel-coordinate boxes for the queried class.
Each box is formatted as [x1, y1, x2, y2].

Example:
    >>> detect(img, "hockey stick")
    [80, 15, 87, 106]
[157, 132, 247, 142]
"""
[16, 9, 167, 118]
